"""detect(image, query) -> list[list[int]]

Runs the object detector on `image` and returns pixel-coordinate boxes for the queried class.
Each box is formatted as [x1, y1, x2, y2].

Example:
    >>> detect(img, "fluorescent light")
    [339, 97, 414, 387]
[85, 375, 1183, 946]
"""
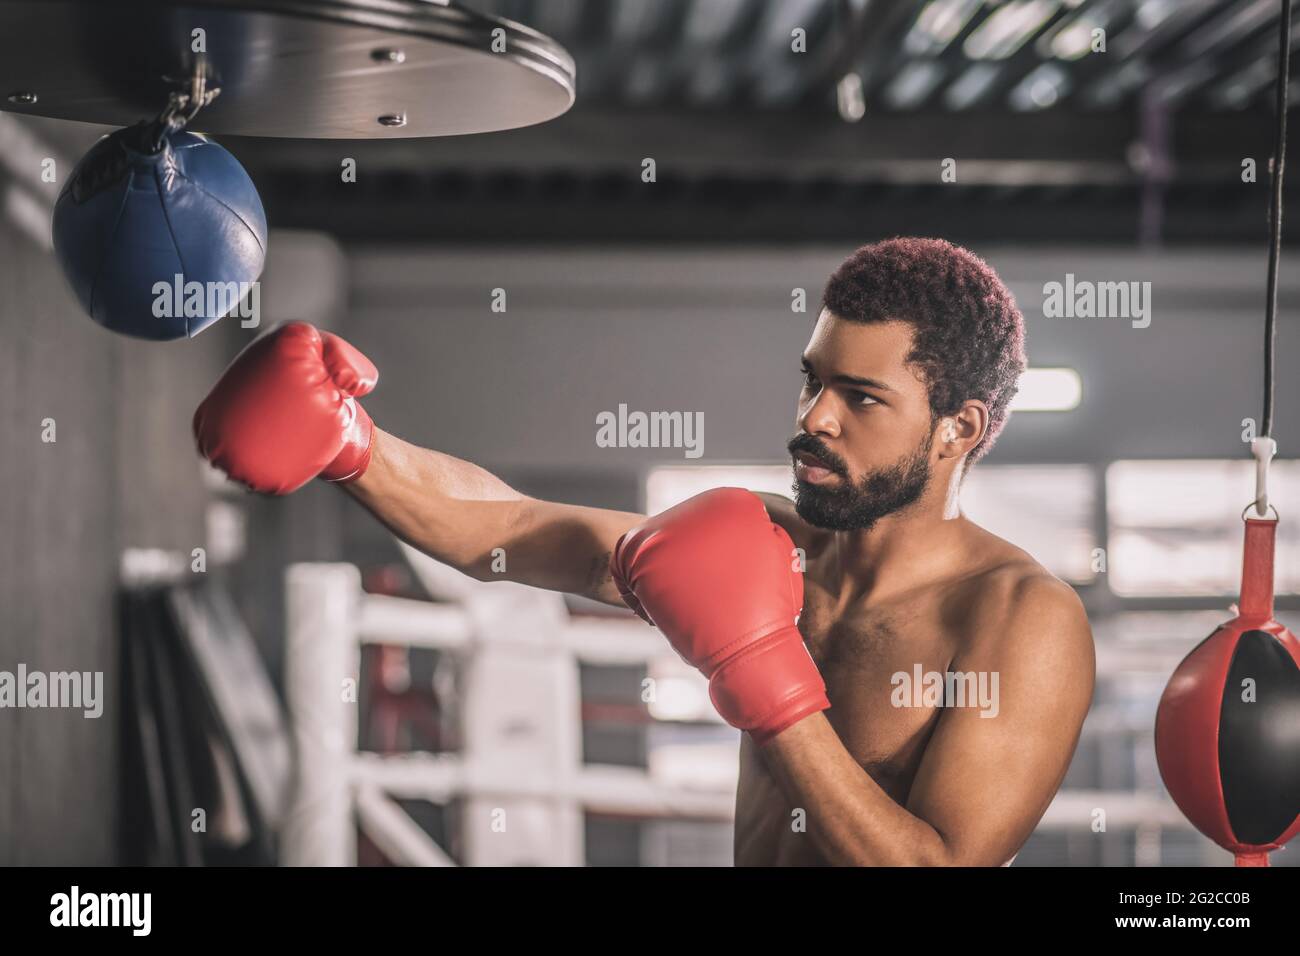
[1009, 63, 1069, 110]
[964, 0, 1060, 61]
[1048, 19, 1098, 60]
[1012, 367, 1082, 411]
[945, 62, 1001, 109]
[884, 61, 946, 109]
[905, 0, 983, 56]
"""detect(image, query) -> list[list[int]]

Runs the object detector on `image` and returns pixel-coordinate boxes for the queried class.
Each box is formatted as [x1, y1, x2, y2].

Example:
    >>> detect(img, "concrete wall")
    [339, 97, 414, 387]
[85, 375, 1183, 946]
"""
[0, 222, 344, 864]
[0, 221, 231, 863]
[348, 244, 1300, 485]
[3, 233, 1296, 863]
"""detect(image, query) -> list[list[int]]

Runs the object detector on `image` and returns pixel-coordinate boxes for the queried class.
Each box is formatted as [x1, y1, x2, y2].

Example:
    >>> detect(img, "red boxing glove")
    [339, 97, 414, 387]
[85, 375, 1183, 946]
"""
[611, 488, 829, 745]
[193, 321, 377, 494]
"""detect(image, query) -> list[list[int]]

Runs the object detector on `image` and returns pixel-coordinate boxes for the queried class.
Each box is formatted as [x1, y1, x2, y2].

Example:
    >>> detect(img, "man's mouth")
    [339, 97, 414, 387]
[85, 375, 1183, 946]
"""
[793, 450, 839, 485]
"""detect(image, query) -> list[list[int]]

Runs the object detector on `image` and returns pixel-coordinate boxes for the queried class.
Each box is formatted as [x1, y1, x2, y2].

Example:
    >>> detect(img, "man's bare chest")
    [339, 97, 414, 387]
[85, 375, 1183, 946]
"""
[795, 580, 965, 773]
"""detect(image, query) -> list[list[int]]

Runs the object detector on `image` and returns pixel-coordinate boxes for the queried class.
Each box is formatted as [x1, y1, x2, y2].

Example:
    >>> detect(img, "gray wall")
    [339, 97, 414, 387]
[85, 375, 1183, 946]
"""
[3, 234, 1297, 864]
[0, 221, 230, 864]
[0, 223, 345, 864]
[349, 244, 1300, 487]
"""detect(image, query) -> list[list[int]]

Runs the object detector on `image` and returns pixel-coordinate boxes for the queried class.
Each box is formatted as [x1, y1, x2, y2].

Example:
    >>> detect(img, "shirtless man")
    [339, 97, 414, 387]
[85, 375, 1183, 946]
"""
[193, 237, 1095, 867]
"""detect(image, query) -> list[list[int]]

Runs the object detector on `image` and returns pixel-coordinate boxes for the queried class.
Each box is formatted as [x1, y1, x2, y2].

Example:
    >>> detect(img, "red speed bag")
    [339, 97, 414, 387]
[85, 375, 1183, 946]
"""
[1155, 516, 1300, 865]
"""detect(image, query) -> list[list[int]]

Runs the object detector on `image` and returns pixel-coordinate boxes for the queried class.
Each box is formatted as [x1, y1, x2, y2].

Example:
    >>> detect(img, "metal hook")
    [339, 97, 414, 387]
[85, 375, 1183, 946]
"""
[153, 63, 221, 143]
[1250, 436, 1277, 517]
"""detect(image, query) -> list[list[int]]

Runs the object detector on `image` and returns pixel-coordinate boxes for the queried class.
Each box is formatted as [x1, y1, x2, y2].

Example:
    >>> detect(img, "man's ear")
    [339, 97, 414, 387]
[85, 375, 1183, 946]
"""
[938, 401, 989, 460]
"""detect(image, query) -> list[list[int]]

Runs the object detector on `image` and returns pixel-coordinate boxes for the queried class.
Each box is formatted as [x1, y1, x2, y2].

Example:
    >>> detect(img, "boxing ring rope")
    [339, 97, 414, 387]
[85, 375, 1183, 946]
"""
[282, 546, 1201, 866]
[281, 549, 735, 867]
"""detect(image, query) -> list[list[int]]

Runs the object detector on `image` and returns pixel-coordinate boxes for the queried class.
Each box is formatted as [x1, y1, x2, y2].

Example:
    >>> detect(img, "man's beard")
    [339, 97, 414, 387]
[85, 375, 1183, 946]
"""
[788, 431, 933, 532]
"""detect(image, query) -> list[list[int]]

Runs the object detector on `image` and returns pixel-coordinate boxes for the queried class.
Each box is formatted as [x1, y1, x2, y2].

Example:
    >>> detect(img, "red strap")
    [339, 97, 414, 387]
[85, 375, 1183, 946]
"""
[1238, 518, 1278, 621]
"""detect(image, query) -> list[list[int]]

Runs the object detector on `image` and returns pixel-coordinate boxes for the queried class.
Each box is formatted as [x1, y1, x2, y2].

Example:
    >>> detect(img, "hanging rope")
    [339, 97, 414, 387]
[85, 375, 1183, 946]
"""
[1262, 0, 1292, 439]
[1254, 0, 1292, 516]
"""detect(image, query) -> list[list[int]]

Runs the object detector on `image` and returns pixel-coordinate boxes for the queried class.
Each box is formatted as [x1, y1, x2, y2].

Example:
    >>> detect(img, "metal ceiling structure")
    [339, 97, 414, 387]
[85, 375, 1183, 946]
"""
[7, 0, 1300, 243]
[463, 0, 1293, 115]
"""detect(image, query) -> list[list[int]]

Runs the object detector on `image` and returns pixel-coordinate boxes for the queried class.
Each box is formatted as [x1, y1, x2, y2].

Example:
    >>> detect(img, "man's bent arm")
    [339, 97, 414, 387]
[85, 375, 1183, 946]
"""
[347, 429, 643, 605]
[760, 575, 1094, 866]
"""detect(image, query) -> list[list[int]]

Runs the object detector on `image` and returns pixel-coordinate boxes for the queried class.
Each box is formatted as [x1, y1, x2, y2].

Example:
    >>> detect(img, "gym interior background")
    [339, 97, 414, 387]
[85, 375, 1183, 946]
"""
[1, 0, 1298, 866]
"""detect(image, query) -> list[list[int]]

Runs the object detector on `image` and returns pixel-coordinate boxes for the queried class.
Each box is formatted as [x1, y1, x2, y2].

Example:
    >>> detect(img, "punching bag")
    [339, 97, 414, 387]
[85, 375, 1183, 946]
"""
[1154, 515, 1300, 865]
[52, 121, 267, 340]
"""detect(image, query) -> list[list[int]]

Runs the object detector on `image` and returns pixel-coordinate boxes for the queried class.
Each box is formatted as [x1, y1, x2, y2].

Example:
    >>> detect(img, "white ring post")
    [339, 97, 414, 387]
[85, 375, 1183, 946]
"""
[281, 552, 736, 866]
[282, 563, 361, 866]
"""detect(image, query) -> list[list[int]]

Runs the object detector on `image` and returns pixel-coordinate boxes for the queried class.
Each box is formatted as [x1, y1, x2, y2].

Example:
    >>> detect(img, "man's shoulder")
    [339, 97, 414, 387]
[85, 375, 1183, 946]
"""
[967, 539, 1083, 620]
[752, 491, 825, 553]
[960, 541, 1092, 661]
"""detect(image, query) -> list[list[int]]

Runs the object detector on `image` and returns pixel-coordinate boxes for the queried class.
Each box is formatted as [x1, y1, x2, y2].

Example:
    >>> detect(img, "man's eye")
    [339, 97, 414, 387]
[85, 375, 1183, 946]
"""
[800, 369, 818, 388]
[850, 391, 878, 406]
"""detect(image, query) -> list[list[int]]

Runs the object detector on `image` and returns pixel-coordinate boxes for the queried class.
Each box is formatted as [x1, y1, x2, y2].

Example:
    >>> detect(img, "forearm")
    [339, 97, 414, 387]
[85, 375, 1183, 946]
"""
[346, 429, 640, 601]
[346, 428, 524, 572]
[762, 716, 955, 866]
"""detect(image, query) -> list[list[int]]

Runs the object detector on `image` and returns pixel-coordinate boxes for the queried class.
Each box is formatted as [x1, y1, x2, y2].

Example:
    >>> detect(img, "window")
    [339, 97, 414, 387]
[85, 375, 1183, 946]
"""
[963, 464, 1097, 583]
[645, 464, 791, 515]
[1107, 460, 1300, 596]
[646, 462, 1098, 584]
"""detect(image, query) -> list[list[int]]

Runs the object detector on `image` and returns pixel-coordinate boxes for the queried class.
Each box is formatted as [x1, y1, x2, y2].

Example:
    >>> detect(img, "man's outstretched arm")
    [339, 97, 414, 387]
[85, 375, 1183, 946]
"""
[348, 429, 643, 604]
[192, 322, 642, 606]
